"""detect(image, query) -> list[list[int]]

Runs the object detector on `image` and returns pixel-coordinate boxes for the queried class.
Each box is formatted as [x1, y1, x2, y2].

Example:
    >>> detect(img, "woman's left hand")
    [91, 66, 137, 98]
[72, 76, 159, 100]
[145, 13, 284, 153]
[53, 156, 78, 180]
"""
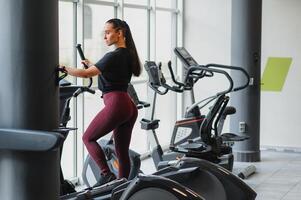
[81, 59, 94, 68]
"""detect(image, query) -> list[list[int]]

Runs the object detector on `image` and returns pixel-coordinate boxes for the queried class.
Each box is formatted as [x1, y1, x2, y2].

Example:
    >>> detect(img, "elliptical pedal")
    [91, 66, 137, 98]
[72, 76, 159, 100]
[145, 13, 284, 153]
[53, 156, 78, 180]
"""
[221, 133, 250, 142]
[60, 178, 127, 200]
[60, 179, 76, 196]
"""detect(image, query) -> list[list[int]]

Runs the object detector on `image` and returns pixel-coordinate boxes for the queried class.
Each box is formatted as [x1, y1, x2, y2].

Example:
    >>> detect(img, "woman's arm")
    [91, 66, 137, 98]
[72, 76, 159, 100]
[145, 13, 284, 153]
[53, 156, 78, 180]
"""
[63, 65, 101, 78]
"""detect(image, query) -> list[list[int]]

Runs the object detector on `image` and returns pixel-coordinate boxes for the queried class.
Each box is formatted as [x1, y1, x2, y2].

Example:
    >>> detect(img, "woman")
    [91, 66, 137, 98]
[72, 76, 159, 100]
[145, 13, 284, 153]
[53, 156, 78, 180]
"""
[59, 18, 141, 187]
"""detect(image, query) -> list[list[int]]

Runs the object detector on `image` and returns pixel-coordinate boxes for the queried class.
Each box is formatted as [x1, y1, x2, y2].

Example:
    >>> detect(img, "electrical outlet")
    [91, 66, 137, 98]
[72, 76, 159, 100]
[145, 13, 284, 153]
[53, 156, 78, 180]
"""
[239, 122, 246, 133]
[249, 77, 254, 85]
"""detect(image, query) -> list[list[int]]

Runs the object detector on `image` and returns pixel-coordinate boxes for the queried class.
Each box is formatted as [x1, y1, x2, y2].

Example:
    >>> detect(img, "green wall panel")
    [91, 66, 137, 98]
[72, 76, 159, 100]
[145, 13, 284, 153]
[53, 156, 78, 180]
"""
[261, 57, 292, 91]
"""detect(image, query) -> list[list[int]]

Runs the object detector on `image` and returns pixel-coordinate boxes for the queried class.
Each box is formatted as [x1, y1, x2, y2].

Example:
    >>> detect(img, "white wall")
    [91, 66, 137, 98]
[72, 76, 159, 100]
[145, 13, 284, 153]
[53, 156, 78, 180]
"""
[184, 0, 301, 149]
[261, 0, 301, 149]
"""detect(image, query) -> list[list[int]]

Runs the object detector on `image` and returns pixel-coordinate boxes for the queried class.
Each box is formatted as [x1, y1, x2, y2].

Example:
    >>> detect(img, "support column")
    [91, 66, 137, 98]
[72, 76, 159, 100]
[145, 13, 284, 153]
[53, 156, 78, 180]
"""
[0, 0, 60, 199]
[230, 0, 262, 162]
[0, 0, 59, 130]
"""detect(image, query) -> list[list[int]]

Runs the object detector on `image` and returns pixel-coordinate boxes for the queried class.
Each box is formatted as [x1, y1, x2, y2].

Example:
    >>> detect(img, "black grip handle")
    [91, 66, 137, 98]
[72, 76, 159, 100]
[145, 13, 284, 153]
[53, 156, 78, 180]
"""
[76, 44, 89, 69]
[76, 44, 93, 88]
[73, 88, 83, 97]
[167, 61, 185, 87]
[76, 44, 86, 60]
[86, 88, 96, 94]
[73, 87, 95, 97]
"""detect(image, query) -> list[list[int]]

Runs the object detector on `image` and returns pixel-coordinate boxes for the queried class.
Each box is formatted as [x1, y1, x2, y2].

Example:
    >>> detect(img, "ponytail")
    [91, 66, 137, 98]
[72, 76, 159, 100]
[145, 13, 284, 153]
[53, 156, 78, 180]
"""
[106, 18, 141, 77]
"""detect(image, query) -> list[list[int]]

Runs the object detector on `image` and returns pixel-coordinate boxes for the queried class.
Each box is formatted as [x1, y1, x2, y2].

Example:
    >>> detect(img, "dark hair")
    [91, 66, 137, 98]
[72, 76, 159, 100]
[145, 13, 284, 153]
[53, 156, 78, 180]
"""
[106, 18, 141, 77]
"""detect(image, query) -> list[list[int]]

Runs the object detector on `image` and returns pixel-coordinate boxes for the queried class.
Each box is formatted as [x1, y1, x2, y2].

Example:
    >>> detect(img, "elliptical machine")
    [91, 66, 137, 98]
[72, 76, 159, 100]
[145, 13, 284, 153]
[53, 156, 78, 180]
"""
[142, 60, 256, 200]
[142, 58, 250, 171]
[58, 44, 96, 195]
[58, 78, 93, 195]
[169, 47, 251, 169]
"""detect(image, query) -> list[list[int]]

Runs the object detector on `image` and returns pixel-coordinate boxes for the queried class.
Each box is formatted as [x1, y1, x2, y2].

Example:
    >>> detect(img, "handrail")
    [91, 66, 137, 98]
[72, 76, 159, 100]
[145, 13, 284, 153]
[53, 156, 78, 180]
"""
[205, 63, 250, 92]
[185, 65, 234, 96]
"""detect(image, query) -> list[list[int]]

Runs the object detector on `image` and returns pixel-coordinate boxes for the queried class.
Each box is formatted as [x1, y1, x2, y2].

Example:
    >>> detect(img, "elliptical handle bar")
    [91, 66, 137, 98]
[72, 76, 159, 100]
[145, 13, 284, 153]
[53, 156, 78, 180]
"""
[185, 65, 234, 96]
[76, 44, 93, 88]
[205, 63, 250, 92]
[154, 61, 184, 93]
[148, 82, 169, 95]
[73, 87, 95, 97]
[167, 61, 185, 88]
[161, 82, 184, 93]
[76, 44, 87, 63]
[57, 68, 68, 82]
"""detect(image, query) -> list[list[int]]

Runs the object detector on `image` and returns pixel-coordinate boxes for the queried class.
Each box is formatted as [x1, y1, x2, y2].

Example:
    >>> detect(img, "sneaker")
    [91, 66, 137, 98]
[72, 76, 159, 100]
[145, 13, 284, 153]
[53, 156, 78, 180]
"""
[93, 172, 117, 187]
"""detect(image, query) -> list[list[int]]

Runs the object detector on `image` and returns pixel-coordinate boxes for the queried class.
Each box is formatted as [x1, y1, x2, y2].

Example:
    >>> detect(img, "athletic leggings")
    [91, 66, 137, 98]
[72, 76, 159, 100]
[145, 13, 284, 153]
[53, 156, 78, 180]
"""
[82, 91, 138, 179]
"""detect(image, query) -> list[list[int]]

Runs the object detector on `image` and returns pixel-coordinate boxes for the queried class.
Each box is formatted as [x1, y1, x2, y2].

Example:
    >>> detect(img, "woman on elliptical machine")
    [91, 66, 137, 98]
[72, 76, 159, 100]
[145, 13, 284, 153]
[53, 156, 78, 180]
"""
[58, 18, 141, 187]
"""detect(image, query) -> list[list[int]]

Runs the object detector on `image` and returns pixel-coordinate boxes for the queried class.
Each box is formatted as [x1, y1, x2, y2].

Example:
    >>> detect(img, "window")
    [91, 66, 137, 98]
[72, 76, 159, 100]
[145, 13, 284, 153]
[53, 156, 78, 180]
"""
[155, 10, 172, 73]
[59, 1, 76, 179]
[59, 2, 74, 71]
[125, 0, 147, 5]
[124, 7, 148, 79]
[156, 0, 172, 8]
[83, 4, 114, 66]
[83, 4, 115, 86]
[84, 5, 93, 39]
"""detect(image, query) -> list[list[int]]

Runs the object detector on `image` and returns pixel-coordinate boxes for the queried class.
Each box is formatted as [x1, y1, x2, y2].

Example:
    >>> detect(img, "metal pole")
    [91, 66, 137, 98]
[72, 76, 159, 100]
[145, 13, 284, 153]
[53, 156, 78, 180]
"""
[0, 0, 60, 199]
[230, 0, 262, 162]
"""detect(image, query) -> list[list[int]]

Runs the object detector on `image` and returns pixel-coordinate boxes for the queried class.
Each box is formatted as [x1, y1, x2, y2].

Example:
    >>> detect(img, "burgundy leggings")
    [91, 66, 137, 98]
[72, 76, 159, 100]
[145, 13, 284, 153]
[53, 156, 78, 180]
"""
[82, 91, 138, 179]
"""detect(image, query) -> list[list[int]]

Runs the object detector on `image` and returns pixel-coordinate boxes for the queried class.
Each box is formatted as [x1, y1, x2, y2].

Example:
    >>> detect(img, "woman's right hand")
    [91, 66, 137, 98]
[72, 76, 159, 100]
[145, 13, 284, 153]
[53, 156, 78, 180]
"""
[58, 65, 68, 73]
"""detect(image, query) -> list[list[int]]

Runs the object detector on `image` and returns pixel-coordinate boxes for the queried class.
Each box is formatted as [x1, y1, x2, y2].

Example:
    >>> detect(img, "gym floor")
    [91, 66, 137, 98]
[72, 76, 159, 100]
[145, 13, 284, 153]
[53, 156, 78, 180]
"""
[140, 150, 301, 200]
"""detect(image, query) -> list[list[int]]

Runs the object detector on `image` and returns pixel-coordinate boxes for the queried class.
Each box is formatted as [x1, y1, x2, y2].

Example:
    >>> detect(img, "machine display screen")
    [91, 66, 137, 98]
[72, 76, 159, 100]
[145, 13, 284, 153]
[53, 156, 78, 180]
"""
[175, 47, 198, 68]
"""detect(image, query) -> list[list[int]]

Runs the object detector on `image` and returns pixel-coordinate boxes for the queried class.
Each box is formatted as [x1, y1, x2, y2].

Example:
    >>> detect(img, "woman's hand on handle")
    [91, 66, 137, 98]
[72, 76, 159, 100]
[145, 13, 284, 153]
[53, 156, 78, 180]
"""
[58, 65, 68, 73]
[58, 64, 101, 78]
[81, 59, 94, 68]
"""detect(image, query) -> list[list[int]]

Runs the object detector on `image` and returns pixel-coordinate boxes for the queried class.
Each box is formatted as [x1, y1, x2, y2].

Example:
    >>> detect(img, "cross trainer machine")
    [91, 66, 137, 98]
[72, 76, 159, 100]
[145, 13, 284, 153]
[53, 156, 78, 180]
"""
[141, 59, 256, 199]
[142, 56, 249, 171]
[169, 47, 251, 168]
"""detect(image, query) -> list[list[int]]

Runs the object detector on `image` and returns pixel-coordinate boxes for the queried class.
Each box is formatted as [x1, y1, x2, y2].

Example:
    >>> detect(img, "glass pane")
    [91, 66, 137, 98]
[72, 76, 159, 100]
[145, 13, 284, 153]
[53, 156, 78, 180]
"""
[155, 10, 174, 147]
[124, 7, 148, 79]
[125, 0, 147, 5]
[83, 4, 115, 86]
[156, 10, 172, 73]
[156, 0, 172, 8]
[155, 90, 175, 146]
[59, 2, 74, 83]
[129, 83, 149, 154]
[59, 1, 76, 179]
[89, 0, 114, 2]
